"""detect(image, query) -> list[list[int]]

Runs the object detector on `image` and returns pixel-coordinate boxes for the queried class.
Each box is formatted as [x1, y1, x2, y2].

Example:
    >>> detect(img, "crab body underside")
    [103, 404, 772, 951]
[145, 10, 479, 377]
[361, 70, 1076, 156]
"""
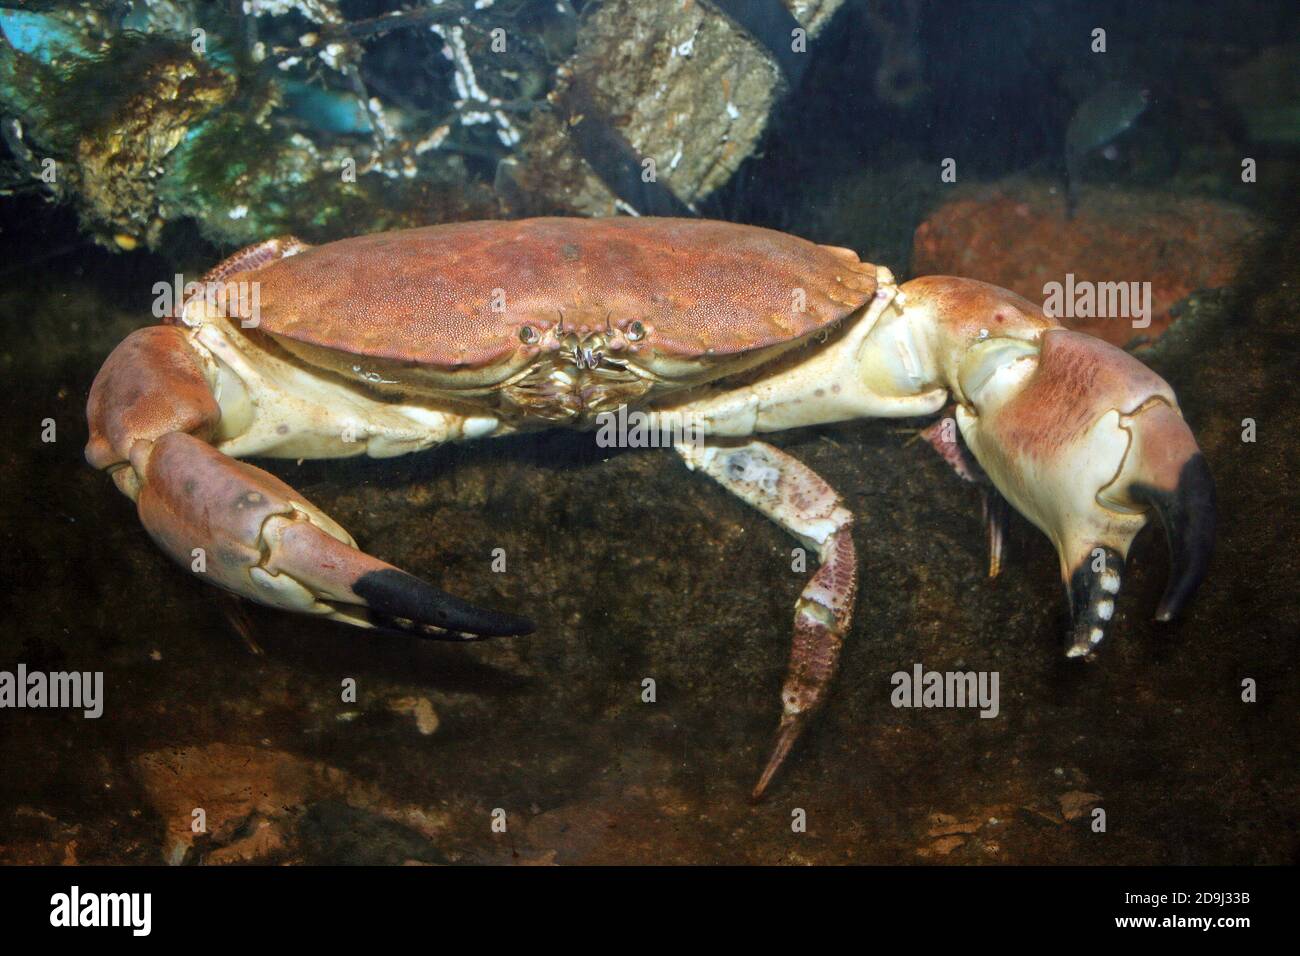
[86, 218, 1215, 798]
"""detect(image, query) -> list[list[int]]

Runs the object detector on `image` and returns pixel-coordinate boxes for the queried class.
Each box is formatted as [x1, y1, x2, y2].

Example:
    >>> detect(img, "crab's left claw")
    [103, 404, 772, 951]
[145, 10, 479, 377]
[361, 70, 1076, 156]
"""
[954, 328, 1215, 657]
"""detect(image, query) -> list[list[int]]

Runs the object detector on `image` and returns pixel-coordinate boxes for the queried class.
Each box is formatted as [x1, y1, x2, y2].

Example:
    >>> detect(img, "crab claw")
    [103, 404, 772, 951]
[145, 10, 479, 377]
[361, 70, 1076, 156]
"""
[954, 328, 1214, 657]
[1123, 406, 1216, 624]
[129, 432, 532, 640]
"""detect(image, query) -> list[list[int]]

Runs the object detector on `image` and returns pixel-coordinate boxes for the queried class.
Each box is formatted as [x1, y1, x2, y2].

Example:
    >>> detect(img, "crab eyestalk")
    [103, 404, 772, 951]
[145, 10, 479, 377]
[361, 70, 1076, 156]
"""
[900, 278, 1215, 656]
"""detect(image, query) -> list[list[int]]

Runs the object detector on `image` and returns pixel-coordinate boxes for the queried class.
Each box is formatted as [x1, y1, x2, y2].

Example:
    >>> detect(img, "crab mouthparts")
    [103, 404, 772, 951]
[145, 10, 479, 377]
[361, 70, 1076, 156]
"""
[574, 344, 603, 370]
[504, 335, 652, 423]
[558, 331, 614, 371]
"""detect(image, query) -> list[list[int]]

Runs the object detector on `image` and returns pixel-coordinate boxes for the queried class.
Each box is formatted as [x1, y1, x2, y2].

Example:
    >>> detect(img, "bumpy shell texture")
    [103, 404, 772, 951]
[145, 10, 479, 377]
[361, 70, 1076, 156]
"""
[241, 217, 878, 369]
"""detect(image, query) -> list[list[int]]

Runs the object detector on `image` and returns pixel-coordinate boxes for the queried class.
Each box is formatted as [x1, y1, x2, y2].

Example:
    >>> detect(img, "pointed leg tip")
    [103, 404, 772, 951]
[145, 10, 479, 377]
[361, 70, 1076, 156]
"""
[750, 763, 780, 804]
[750, 716, 806, 802]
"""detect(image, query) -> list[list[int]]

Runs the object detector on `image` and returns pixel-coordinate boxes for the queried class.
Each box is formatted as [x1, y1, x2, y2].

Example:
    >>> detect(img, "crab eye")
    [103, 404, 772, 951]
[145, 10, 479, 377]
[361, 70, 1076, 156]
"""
[626, 320, 645, 341]
[518, 325, 539, 345]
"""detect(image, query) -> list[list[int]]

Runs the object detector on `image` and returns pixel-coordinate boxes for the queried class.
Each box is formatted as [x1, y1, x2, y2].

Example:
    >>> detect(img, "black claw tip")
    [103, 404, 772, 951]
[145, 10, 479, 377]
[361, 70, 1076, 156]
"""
[353, 569, 534, 640]
[1130, 453, 1215, 622]
[1065, 546, 1125, 658]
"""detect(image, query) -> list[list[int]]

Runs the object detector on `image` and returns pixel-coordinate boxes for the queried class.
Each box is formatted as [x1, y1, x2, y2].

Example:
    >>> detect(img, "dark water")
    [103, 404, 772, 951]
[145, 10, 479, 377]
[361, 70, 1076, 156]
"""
[0, 0, 1296, 865]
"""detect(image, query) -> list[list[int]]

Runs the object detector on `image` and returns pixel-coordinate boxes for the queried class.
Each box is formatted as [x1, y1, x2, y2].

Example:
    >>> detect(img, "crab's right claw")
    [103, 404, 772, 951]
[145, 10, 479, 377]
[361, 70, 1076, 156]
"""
[86, 326, 531, 641]
[956, 329, 1215, 657]
[121, 432, 533, 640]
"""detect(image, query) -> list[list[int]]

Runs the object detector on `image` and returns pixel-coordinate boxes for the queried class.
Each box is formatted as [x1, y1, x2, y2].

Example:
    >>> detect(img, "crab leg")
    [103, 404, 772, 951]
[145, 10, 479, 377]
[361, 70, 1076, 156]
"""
[86, 326, 531, 639]
[676, 439, 857, 800]
[193, 235, 311, 287]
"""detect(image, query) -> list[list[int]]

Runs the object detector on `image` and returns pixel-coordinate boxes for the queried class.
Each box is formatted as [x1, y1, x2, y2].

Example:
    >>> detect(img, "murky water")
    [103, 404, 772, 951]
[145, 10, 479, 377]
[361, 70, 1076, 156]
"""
[0, 0, 1296, 865]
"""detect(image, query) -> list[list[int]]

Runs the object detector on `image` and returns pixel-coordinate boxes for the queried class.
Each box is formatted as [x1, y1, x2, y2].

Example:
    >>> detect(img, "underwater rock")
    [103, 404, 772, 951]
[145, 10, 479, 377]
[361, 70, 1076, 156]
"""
[1058, 790, 1102, 822]
[70, 42, 235, 249]
[0, 29, 236, 248]
[387, 694, 441, 736]
[131, 742, 449, 864]
[0, 805, 84, 865]
[508, 0, 846, 216]
[911, 180, 1261, 346]
[0, 3, 500, 248]
[1, 0, 847, 246]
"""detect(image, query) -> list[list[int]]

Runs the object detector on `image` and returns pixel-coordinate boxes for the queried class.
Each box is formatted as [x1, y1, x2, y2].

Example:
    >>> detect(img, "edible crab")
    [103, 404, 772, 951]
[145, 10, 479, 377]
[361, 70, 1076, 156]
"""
[86, 218, 1215, 798]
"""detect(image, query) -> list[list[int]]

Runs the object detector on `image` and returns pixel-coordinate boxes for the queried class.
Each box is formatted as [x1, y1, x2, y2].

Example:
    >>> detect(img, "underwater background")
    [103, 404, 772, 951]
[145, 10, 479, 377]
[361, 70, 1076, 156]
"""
[0, 0, 1297, 864]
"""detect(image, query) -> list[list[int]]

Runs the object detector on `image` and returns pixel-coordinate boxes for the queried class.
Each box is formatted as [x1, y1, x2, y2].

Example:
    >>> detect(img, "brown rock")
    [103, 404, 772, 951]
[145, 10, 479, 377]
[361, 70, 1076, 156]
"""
[927, 817, 982, 837]
[1058, 791, 1103, 822]
[912, 180, 1260, 346]
[388, 696, 441, 736]
[917, 835, 967, 857]
[132, 743, 446, 864]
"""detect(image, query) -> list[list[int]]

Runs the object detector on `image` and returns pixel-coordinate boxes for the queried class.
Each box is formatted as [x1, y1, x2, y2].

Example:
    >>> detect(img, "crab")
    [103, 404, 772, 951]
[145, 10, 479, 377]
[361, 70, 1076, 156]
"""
[86, 218, 1215, 798]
